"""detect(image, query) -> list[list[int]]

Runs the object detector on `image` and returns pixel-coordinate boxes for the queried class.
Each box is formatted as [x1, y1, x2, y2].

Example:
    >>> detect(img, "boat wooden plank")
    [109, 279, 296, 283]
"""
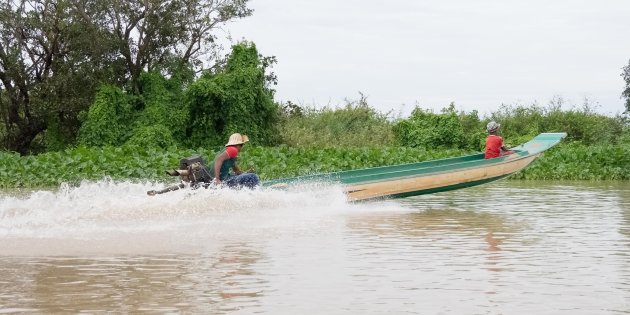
[262, 132, 566, 201]
[345, 154, 539, 201]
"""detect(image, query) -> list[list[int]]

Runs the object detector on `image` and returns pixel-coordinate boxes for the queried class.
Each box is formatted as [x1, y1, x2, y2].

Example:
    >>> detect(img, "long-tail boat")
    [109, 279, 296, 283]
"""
[262, 133, 566, 201]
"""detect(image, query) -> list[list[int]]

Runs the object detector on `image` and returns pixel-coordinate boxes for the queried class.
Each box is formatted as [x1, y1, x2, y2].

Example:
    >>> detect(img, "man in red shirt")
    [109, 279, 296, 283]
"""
[210, 133, 259, 188]
[484, 121, 513, 159]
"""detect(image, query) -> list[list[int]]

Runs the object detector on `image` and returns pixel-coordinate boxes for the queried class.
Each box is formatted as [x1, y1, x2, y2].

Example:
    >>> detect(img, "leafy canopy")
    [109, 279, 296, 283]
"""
[185, 41, 279, 147]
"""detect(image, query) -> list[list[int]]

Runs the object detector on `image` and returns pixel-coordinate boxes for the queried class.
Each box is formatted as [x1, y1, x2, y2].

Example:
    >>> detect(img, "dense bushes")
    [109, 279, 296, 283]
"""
[278, 94, 395, 147]
[4, 141, 630, 188]
[70, 43, 629, 154]
[5, 46, 630, 188]
[515, 142, 630, 180]
[126, 125, 176, 149]
[0, 145, 467, 188]
[186, 42, 280, 147]
[135, 71, 189, 145]
[490, 100, 625, 145]
[392, 100, 627, 150]
[77, 86, 136, 147]
[393, 104, 485, 150]
[77, 42, 279, 149]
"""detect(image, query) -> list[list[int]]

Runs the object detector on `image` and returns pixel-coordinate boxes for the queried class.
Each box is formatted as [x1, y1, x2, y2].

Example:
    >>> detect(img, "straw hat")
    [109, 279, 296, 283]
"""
[225, 133, 249, 146]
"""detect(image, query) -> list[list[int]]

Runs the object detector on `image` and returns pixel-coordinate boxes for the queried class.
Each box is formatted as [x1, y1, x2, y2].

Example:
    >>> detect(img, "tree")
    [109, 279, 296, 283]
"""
[0, 0, 252, 153]
[186, 42, 279, 147]
[80, 0, 252, 94]
[0, 0, 113, 154]
[76, 85, 135, 147]
[622, 60, 630, 113]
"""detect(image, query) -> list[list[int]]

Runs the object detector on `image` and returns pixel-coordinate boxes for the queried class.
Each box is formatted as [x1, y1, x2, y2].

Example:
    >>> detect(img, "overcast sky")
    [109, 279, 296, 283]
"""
[225, 0, 630, 116]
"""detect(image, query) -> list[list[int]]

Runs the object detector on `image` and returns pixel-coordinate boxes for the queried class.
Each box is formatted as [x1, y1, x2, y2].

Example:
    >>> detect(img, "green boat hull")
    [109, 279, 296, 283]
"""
[263, 133, 566, 201]
[384, 174, 510, 199]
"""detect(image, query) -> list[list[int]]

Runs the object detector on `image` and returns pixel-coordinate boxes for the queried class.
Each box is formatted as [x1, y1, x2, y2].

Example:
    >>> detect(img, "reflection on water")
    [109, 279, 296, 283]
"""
[346, 208, 518, 274]
[0, 246, 267, 314]
[0, 180, 629, 314]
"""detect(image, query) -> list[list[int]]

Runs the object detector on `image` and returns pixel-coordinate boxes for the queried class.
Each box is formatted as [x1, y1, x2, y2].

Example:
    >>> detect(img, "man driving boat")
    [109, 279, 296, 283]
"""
[209, 133, 259, 189]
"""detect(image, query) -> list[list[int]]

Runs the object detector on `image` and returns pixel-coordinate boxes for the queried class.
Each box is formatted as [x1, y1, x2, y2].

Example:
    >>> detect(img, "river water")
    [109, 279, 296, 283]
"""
[0, 180, 628, 314]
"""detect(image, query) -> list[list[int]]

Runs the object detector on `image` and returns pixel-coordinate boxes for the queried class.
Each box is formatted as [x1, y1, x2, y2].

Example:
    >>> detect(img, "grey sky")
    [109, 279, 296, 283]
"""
[226, 0, 630, 116]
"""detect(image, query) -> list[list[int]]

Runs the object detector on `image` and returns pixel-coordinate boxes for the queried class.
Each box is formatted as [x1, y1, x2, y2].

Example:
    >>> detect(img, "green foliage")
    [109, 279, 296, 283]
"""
[185, 42, 280, 147]
[0, 0, 111, 154]
[0, 0, 253, 153]
[279, 94, 396, 147]
[515, 142, 630, 180]
[394, 104, 474, 150]
[126, 125, 175, 149]
[77, 42, 279, 150]
[77, 86, 136, 147]
[0, 145, 208, 188]
[491, 99, 626, 145]
[185, 76, 227, 146]
[43, 116, 70, 152]
[458, 109, 487, 150]
[392, 100, 626, 152]
[6, 140, 630, 188]
[136, 72, 187, 129]
[77, 72, 189, 149]
[129, 71, 188, 145]
[7, 59, 630, 188]
[2, 145, 466, 188]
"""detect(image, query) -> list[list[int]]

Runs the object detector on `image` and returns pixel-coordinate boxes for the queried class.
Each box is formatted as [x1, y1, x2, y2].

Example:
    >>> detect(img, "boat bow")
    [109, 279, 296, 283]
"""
[263, 133, 567, 201]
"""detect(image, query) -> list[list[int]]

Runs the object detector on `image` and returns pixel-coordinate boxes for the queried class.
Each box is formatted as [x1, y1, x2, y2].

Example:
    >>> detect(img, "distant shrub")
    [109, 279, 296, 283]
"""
[490, 99, 626, 145]
[185, 42, 279, 147]
[279, 94, 396, 147]
[458, 109, 487, 151]
[77, 85, 136, 147]
[134, 71, 188, 142]
[393, 104, 476, 150]
[126, 125, 175, 149]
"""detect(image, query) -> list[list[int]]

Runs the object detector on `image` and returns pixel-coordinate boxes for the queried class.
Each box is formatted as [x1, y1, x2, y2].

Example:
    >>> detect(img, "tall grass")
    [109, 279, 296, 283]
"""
[278, 95, 396, 147]
[491, 98, 626, 145]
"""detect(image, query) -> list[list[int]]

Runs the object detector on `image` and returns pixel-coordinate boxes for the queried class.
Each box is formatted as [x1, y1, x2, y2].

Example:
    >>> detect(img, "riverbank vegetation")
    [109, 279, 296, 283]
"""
[2, 98, 629, 188]
[1, 1, 629, 188]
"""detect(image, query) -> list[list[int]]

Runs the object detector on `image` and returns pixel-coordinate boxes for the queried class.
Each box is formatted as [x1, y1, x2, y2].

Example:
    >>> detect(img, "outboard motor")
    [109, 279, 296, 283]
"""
[147, 155, 213, 196]
[170, 156, 213, 184]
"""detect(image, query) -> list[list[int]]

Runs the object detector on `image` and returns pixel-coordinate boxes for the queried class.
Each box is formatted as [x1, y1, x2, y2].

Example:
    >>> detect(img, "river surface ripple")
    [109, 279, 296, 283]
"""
[0, 180, 628, 314]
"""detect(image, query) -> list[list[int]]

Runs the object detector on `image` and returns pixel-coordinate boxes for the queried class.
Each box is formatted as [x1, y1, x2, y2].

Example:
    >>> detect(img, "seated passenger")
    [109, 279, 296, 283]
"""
[484, 121, 513, 159]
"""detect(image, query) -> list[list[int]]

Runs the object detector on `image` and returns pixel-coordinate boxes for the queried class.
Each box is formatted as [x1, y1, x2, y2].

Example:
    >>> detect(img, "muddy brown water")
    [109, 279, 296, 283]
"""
[1, 180, 628, 314]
